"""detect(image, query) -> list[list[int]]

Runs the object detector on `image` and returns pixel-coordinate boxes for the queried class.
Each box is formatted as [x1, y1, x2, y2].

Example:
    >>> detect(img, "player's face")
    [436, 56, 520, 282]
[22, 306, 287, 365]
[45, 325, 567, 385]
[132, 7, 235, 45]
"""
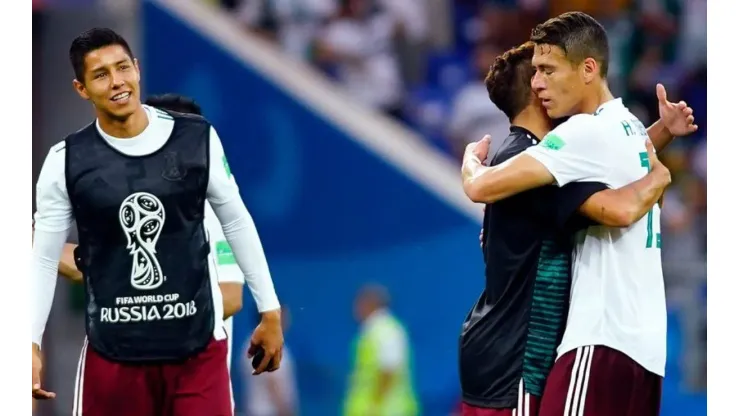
[73, 45, 142, 121]
[531, 44, 584, 119]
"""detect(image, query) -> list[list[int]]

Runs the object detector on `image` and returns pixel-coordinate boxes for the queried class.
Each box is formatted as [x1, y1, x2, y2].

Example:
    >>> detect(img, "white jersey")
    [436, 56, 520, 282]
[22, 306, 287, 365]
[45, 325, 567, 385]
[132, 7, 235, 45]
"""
[32, 105, 276, 347]
[525, 98, 667, 376]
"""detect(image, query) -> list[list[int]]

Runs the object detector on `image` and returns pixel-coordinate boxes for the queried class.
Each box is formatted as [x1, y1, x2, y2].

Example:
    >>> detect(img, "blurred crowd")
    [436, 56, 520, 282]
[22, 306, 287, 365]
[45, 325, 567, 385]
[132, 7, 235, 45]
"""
[215, 0, 707, 398]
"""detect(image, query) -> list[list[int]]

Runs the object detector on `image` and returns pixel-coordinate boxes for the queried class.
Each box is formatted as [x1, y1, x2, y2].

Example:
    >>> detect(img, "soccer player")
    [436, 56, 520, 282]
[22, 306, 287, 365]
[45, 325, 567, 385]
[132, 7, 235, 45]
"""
[458, 41, 685, 416]
[47, 93, 246, 411]
[31, 28, 282, 416]
[461, 12, 698, 416]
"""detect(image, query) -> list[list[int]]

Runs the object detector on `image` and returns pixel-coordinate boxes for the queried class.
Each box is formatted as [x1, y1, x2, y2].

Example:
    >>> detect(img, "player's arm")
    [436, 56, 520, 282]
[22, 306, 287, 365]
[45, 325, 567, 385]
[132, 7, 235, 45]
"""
[205, 126, 283, 373]
[205, 202, 245, 319]
[32, 143, 74, 399]
[205, 126, 279, 315]
[465, 115, 608, 204]
[32, 226, 81, 283]
[207, 214, 245, 319]
[646, 121, 674, 154]
[59, 243, 82, 283]
[462, 149, 555, 204]
[220, 282, 243, 319]
[579, 145, 671, 227]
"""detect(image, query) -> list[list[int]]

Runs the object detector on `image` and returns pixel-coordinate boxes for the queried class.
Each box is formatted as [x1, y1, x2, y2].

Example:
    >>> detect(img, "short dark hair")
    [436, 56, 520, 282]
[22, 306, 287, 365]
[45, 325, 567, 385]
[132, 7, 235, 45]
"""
[530, 11, 609, 77]
[69, 28, 135, 83]
[484, 42, 535, 121]
[145, 94, 203, 115]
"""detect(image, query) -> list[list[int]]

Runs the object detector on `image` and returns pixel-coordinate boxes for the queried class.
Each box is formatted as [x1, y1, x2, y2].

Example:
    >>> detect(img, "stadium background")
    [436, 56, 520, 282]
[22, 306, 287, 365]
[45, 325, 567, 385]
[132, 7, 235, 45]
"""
[31, 0, 707, 415]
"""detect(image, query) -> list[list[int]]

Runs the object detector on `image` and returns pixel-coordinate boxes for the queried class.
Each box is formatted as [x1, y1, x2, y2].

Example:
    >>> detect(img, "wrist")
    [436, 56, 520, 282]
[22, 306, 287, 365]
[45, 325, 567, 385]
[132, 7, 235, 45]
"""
[261, 308, 281, 324]
[649, 166, 671, 188]
[653, 119, 673, 141]
[462, 153, 483, 180]
[463, 151, 481, 168]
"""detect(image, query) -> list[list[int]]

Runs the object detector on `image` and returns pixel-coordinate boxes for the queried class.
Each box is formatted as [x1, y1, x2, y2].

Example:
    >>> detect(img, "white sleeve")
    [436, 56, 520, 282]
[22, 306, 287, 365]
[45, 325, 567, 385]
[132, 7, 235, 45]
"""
[206, 127, 279, 312]
[32, 144, 74, 346]
[321, 23, 365, 59]
[204, 202, 244, 284]
[524, 114, 610, 186]
[374, 326, 406, 371]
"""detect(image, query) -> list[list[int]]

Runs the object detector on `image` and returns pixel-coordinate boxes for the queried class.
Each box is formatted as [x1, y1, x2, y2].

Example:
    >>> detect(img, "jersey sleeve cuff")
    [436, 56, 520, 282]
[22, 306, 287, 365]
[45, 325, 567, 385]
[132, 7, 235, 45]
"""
[257, 297, 281, 313]
[526, 148, 567, 187]
[217, 270, 246, 284]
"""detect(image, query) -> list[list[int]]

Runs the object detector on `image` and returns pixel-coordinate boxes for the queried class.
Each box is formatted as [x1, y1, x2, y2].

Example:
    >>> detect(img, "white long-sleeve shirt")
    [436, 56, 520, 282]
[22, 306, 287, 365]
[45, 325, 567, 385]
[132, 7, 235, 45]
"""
[31, 105, 279, 346]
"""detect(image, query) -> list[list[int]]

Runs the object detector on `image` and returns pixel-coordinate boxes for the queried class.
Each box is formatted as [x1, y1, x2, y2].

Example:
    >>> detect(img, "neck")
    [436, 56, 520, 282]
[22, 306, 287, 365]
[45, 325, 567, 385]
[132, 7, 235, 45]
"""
[581, 80, 614, 114]
[511, 106, 551, 141]
[97, 105, 149, 138]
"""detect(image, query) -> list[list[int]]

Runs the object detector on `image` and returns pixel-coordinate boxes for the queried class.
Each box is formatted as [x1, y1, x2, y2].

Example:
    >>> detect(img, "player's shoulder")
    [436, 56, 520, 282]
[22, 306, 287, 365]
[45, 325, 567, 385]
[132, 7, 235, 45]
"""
[152, 106, 210, 125]
[555, 114, 599, 133]
[37, 140, 68, 184]
[544, 114, 603, 148]
[45, 139, 69, 164]
[62, 121, 97, 145]
[491, 128, 536, 165]
[49, 139, 66, 154]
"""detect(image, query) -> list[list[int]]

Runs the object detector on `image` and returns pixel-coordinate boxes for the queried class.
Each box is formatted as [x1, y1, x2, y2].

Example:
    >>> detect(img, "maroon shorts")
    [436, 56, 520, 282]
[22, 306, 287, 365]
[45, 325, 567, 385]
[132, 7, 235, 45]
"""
[72, 337, 232, 416]
[539, 345, 662, 416]
[462, 381, 541, 416]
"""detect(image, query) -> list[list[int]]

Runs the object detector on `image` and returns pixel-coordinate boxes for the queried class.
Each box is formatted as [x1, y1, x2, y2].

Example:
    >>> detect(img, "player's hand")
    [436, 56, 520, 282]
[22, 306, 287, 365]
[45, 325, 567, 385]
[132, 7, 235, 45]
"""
[645, 139, 671, 188]
[32, 343, 56, 400]
[248, 309, 284, 375]
[479, 228, 484, 248]
[465, 135, 492, 163]
[656, 83, 698, 137]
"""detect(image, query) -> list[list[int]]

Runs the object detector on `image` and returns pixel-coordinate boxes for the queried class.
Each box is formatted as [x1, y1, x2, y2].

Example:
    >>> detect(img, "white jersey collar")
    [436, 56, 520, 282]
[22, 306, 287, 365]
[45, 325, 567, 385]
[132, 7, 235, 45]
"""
[594, 97, 624, 115]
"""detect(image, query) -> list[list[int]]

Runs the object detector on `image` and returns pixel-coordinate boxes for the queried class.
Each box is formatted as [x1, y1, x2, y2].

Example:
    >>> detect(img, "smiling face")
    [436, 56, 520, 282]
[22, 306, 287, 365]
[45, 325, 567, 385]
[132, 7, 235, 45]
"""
[73, 44, 142, 122]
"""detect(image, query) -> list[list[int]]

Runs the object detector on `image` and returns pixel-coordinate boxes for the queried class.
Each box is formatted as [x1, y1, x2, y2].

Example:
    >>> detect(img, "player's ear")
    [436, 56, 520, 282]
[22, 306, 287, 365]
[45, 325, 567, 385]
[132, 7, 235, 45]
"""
[582, 58, 598, 84]
[72, 79, 90, 101]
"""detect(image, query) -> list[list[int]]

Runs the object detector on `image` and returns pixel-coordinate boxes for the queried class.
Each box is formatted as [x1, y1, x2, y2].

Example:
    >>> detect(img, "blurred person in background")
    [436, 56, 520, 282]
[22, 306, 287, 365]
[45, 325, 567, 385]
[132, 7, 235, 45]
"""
[447, 41, 509, 160]
[375, 0, 429, 85]
[243, 307, 298, 416]
[659, 147, 707, 392]
[235, 0, 337, 61]
[344, 284, 419, 416]
[31, 28, 282, 415]
[315, 0, 404, 119]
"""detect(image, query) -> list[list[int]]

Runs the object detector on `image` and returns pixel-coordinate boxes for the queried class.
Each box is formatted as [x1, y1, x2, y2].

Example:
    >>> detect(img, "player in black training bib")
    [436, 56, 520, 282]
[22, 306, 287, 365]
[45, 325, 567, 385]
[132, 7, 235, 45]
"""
[31, 28, 283, 416]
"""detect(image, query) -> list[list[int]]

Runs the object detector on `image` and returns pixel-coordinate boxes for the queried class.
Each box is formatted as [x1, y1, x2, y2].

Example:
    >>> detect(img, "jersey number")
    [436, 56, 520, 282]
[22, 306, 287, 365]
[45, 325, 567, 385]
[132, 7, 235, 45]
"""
[639, 152, 662, 249]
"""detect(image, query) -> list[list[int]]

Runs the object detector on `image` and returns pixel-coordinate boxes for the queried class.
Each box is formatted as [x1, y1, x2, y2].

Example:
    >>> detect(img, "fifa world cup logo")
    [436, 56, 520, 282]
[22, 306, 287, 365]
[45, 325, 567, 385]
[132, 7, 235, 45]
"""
[119, 192, 166, 290]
